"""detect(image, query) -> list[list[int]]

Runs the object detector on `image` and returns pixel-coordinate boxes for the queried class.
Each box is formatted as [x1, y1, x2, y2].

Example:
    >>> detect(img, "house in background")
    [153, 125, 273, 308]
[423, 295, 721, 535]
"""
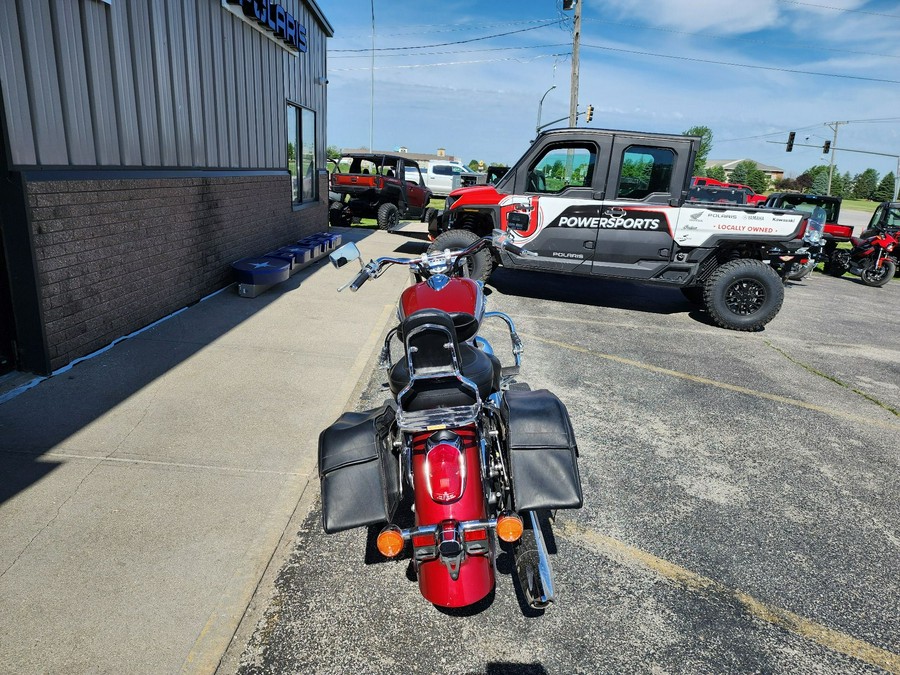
[707, 159, 785, 184]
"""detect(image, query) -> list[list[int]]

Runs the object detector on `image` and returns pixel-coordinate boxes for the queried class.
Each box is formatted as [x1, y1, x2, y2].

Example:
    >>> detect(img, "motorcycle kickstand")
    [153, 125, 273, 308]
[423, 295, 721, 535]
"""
[514, 510, 556, 609]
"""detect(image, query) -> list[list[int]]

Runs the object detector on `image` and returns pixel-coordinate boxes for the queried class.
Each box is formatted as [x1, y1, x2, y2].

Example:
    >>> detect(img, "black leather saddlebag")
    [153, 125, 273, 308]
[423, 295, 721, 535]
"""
[318, 405, 399, 534]
[501, 389, 583, 511]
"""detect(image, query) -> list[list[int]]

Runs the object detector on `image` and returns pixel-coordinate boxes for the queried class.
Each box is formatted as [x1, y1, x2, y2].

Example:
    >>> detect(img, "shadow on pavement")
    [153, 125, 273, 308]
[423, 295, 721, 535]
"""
[0, 227, 378, 506]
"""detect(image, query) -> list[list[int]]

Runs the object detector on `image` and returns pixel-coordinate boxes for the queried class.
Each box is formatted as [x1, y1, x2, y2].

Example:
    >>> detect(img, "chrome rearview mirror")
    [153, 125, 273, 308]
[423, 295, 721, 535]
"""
[329, 242, 361, 269]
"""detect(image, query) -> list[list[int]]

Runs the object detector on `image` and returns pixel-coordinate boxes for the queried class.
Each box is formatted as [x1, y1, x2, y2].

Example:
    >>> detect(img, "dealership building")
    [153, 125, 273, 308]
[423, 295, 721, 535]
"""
[0, 0, 333, 377]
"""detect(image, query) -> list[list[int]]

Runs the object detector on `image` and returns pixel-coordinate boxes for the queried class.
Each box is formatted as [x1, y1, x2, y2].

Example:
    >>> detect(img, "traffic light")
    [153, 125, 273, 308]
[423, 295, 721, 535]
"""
[585, 104, 594, 123]
[823, 140, 831, 153]
[786, 131, 795, 152]
[563, 0, 576, 9]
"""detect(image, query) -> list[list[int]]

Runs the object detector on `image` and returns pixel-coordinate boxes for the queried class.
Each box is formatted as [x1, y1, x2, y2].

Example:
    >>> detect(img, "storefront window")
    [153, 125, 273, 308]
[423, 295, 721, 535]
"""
[286, 103, 317, 205]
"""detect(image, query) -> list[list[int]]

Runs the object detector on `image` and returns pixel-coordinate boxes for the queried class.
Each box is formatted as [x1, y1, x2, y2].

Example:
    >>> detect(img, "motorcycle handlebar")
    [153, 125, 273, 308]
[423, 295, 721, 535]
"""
[349, 268, 371, 291]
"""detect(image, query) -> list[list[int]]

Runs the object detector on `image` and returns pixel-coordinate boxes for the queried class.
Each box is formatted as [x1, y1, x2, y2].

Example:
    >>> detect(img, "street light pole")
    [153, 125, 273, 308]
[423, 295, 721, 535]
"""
[568, 0, 581, 127]
[536, 85, 556, 135]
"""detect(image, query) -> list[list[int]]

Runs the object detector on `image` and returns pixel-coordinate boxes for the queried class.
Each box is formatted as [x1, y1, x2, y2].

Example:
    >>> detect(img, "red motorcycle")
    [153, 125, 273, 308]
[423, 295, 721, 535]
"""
[823, 226, 898, 287]
[318, 232, 583, 610]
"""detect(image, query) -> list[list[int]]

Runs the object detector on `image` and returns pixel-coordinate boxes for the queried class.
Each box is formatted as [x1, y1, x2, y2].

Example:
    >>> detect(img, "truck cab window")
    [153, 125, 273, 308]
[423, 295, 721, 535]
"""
[617, 146, 675, 200]
[527, 144, 597, 194]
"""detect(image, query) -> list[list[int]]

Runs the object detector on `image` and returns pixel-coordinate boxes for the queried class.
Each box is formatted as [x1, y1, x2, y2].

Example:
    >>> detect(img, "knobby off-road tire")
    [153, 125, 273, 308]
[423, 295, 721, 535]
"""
[702, 258, 784, 331]
[377, 202, 400, 230]
[427, 229, 494, 282]
[329, 202, 351, 228]
[860, 259, 896, 287]
[420, 207, 438, 224]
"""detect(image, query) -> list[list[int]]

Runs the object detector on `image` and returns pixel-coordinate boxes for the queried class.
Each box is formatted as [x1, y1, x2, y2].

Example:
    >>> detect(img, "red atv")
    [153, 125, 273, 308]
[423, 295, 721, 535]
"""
[692, 176, 768, 206]
[329, 153, 436, 230]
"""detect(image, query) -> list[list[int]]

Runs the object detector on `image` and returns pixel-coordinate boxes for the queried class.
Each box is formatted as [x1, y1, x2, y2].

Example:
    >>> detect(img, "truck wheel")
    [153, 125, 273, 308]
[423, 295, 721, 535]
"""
[329, 203, 351, 228]
[860, 259, 895, 287]
[702, 259, 784, 331]
[377, 203, 400, 230]
[427, 229, 494, 282]
[421, 207, 438, 224]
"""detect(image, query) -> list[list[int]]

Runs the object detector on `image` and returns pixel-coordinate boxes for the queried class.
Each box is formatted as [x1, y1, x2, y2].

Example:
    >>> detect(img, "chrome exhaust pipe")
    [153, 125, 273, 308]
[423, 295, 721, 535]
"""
[515, 511, 555, 609]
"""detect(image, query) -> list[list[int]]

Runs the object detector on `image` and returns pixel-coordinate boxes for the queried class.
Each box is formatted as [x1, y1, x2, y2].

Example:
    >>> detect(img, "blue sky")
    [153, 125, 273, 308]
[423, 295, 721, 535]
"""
[316, 0, 900, 179]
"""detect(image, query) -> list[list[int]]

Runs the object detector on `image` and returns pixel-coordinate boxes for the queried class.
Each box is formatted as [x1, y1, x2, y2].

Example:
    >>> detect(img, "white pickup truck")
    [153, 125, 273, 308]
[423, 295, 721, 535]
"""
[407, 161, 486, 197]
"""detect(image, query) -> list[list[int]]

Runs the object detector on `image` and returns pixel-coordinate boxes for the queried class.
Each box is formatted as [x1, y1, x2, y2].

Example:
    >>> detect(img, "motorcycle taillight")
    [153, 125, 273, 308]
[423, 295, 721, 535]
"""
[425, 442, 466, 503]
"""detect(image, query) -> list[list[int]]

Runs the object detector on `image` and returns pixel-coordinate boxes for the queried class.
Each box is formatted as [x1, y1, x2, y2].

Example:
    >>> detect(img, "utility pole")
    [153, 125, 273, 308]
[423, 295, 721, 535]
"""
[369, 0, 375, 151]
[825, 120, 848, 196]
[568, 0, 581, 127]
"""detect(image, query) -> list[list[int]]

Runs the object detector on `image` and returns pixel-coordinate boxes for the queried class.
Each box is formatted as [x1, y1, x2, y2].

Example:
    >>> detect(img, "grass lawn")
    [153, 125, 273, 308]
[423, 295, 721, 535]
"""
[839, 198, 879, 213]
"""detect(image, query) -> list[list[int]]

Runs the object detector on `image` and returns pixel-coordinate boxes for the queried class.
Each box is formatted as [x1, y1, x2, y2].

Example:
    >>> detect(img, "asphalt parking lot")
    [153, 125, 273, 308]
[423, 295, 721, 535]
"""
[230, 233, 899, 674]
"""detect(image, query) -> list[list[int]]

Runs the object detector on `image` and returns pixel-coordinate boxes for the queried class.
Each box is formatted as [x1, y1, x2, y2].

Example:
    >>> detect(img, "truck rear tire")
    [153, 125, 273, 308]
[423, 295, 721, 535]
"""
[427, 229, 494, 282]
[702, 259, 784, 331]
[377, 203, 400, 230]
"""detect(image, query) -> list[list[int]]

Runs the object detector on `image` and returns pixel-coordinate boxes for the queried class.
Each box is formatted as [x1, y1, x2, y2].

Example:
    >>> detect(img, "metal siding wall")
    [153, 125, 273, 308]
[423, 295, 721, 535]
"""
[128, 1, 162, 165]
[1, 0, 330, 171]
[148, 2, 177, 166]
[0, 2, 37, 166]
[17, 1, 68, 165]
[166, 2, 193, 166]
[50, 0, 96, 165]
[81, 2, 121, 165]
[109, 0, 142, 165]
[184, 2, 207, 167]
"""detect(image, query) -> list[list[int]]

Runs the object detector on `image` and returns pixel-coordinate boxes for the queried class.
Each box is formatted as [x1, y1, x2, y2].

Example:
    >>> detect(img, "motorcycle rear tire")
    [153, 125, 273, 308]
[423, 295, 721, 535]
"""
[860, 259, 896, 287]
[428, 229, 494, 282]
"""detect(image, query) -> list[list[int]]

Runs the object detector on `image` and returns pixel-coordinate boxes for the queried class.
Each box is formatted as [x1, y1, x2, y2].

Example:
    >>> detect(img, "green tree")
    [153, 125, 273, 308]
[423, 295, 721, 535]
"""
[705, 165, 727, 181]
[852, 168, 880, 199]
[467, 159, 480, 171]
[683, 125, 713, 176]
[326, 145, 341, 160]
[811, 172, 829, 195]
[728, 160, 758, 186]
[874, 172, 896, 201]
[746, 167, 770, 194]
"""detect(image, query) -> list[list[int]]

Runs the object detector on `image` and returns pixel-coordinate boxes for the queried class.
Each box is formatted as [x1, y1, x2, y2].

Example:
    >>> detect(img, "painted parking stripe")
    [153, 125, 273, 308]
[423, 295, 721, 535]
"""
[521, 333, 900, 432]
[556, 520, 900, 673]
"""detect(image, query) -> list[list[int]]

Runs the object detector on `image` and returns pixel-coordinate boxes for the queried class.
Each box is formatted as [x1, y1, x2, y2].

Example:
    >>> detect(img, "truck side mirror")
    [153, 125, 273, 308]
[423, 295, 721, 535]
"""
[507, 211, 530, 231]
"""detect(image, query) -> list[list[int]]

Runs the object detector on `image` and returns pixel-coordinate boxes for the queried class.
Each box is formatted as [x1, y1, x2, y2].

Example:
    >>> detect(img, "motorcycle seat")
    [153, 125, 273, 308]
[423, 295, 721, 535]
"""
[850, 236, 864, 247]
[388, 309, 500, 412]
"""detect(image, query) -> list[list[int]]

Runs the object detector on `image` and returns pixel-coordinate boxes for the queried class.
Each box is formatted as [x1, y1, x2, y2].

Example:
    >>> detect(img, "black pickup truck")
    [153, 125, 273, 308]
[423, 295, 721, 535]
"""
[428, 127, 808, 331]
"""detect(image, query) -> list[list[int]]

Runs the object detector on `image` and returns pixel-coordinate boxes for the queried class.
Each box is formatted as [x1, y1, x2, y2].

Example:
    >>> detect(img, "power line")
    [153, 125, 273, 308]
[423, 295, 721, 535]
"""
[581, 17, 900, 61]
[330, 43, 569, 60]
[329, 20, 562, 53]
[331, 53, 570, 72]
[580, 43, 900, 84]
[331, 18, 565, 41]
[776, 0, 900, 19]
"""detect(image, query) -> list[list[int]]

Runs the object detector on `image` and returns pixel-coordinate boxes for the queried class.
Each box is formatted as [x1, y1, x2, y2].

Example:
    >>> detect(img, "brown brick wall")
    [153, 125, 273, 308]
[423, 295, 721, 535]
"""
[25, 173, 327, 371]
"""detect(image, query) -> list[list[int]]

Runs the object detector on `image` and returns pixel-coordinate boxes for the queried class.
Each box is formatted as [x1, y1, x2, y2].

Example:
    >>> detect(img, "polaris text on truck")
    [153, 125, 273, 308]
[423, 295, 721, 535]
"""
[428, 128, 810, 331]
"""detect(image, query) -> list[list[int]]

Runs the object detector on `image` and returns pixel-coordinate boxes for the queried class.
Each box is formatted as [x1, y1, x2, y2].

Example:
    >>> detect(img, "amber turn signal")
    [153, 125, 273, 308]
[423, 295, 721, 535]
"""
[496, 513, 524, 543]
[376, 525, 405, 557]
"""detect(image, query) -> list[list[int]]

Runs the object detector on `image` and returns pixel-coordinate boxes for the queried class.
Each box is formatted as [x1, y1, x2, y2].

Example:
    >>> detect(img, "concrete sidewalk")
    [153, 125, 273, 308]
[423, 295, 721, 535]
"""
[0, 226, 424, 674]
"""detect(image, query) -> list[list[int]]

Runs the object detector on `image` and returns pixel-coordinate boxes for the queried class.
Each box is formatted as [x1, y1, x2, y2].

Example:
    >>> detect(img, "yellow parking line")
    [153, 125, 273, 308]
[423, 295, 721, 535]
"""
[556, 520, 900, 673]
[522, 333, 900, 432]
